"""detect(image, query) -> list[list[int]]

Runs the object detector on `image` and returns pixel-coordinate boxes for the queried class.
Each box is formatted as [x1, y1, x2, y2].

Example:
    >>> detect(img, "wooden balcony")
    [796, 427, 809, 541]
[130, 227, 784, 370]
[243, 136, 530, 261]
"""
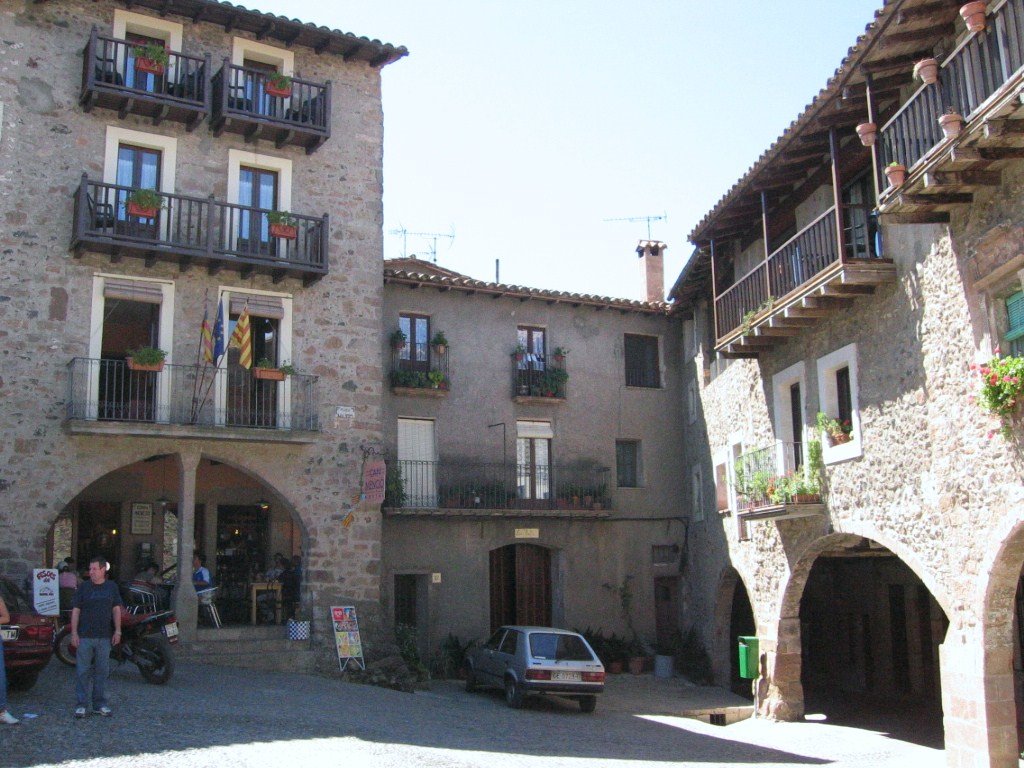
[878, 0, 1024, 221]
[79, 28, 209, 130]
[210, 61, 331, 154]
[714, 206, 895, 357]
[70, 175, 328, 284]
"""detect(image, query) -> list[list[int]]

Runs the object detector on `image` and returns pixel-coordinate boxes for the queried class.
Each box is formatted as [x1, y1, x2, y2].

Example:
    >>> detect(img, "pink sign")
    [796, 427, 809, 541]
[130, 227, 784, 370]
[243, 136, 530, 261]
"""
[361, 460, 386, 504]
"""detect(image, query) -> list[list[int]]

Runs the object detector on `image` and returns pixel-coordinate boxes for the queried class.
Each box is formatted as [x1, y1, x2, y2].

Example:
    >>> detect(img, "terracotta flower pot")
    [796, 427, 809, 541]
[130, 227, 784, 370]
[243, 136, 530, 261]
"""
[960, 2, 988, 33]
[135, 58, 165, 76]
[265, 83, 292, 98]
[433, 344, 447, 355]
[793, 493, 820, 504]
[269, 223, 297, 240]
[829, 432, 853, 446]
[253, 367, 285, 381]
[913, 58, 939, 86]
[127, 358, 163, 372]
[127, 202, 158, 218]
[939, 112, 964, 139]
[885, 163, 907, 189]
[855, 122, 877, 147]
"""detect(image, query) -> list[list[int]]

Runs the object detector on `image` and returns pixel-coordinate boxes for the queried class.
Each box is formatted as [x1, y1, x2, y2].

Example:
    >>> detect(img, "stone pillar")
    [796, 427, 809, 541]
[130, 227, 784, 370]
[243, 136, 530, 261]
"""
[171, 450, 201, 642]
[757, 616, 805, 721]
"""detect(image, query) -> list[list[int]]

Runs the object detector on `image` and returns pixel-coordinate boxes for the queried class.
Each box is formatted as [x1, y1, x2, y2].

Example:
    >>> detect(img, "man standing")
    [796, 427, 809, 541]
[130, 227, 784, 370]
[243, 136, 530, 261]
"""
[70, 556, 122, 718]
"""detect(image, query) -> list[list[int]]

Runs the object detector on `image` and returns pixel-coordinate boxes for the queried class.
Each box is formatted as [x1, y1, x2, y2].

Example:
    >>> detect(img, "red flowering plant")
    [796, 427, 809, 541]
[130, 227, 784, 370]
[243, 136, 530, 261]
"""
[816, 411, 853, 446]
[972, 351, 1024, 436]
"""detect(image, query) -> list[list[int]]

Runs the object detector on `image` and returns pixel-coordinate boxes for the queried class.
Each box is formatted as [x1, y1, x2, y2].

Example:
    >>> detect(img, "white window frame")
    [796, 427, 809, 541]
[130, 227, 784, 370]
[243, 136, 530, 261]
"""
[212, 287, 294, 429]
[88, 273, 175, 422]
[772, 360, 807, 472]
[226, 149, 293, 258]
[231, 37, 294, 74]
[713, 446, 730, 514]
[103, 127, 178, 242]
[112, 10, 184, 82]
[691, 464, 704, 523]
[816, 343, 862, 464]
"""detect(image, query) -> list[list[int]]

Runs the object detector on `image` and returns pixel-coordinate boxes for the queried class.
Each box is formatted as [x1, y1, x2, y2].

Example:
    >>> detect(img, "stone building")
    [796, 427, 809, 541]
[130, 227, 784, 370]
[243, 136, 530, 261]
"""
[380, 250, 687, 662]
[0, 0, 404, 668]
[670, 1, 1024, 765]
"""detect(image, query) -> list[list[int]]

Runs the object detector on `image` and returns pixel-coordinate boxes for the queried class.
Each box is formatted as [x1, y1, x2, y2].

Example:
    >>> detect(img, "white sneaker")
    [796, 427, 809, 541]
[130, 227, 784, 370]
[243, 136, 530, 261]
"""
[74, 706, 86, 719]
[0, 709, 19, 725]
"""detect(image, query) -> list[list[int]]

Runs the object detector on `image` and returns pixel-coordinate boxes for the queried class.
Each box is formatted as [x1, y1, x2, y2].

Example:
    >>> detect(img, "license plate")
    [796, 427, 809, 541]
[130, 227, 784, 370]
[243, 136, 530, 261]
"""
[0, 628, 16, 641]
[551, 671, 581, 682]
[163, 622, 179, 639]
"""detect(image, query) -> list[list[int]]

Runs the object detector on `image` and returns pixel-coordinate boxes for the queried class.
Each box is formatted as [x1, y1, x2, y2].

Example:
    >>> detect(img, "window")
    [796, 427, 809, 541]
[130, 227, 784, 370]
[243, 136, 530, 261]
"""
[516, 421, 552, 503]
[230, 38, 294, 119]
[498, 629, 518, 655]
[616, 440, 640, 488]
[397, 418, 437, 508]
[714, 461, 729, 512]
[691, 465, 704, 522]
[651, 545, 678, 565]
[817, 343, 862, 464]
[226, 150, 292, 258]
[624, 334, 660, 387]
[400, 313, 430, 371]
[111, 10, 183, 95]
[772, 361, 807, 472]
[1006, 291, 1024, 356]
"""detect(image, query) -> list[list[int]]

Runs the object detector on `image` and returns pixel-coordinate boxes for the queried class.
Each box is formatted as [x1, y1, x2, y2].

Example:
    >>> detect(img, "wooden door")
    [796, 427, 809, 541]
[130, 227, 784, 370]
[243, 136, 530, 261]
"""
[654, 576, 679, 648]
[489, 544, 551, 631]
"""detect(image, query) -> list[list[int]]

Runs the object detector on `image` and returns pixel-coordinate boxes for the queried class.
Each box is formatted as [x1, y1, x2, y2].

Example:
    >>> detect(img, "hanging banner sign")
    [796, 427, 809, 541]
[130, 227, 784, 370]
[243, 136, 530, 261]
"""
[32, 568, 60, 616]
[331, 605, 365, 671]
[361, 460, 387, 504]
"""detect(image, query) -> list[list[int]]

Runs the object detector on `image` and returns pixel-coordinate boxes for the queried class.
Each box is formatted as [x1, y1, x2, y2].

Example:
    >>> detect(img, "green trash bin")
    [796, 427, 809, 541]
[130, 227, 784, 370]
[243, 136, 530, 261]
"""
[738, 636, 759, 679]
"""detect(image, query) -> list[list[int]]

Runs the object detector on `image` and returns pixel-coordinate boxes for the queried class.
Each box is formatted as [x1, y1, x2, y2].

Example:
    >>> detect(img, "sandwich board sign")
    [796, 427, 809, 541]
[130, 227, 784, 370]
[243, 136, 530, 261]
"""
[32, 569, 60, 616]
[331, 605, 365, 671]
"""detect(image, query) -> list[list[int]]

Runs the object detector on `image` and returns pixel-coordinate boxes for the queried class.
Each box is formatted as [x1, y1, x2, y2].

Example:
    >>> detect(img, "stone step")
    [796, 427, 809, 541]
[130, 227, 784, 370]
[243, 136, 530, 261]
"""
[185, 637, 309, 655]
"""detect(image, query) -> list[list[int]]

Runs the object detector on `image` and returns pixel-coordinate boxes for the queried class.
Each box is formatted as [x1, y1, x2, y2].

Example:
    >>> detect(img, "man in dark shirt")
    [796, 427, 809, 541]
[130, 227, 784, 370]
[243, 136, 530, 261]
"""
[70, 556, 122, 718]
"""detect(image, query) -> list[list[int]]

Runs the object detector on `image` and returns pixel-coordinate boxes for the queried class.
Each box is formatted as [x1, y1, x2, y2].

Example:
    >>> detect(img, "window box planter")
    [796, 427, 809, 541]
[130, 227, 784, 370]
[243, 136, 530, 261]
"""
[135, 58, 165, 76]
[253, 367, 286, 381]
[127, 202, 159, 218]
[126, 358, 164, 373]
[265, 84, 292, 98]
[269, 223, 298, 240]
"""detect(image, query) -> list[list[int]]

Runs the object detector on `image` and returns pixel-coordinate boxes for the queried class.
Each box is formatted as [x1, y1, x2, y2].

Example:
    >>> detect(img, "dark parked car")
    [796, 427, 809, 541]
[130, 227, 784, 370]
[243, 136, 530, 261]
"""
[1, 577, 54, 692]
[466, 626, 605, 712]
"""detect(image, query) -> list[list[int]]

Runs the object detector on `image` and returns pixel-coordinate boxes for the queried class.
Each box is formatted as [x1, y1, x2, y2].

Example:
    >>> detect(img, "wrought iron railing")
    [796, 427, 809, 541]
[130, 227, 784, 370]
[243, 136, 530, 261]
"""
[512, 356, 567, 398]
[66, 358, 319, 431]
[389, 344, 450, 390]
[881, 0, 1024, 170]
[211, 60, 330, 135]
[385, 459, 610, 511]
[735, 441, 810, 508]
[72, 176, 328, 273]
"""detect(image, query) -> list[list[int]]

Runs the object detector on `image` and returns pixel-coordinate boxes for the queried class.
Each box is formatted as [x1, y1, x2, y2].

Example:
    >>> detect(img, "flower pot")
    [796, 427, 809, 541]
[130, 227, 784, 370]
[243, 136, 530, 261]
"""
[960, 2, 988, 33]
[253, 367, 285, 381]
[939, 112, 964, 139]
[126, 357, 163, 372]
[127, 202, 159, 218]
[265, 83, 292, 98]
[793, 493, 820, 504]
[269, 223, 297, 240]
[433, 344, 447, 356]
[628, 656, 645, 675]
[884, 164, 907, 189]
[913, 58, 939, 86]
[553, 354, 565, 364]
[829, 432, 852, 446]
[135, 58, 165, 76]
[514, 353, 524, 362]
[855, 122, 877, 147]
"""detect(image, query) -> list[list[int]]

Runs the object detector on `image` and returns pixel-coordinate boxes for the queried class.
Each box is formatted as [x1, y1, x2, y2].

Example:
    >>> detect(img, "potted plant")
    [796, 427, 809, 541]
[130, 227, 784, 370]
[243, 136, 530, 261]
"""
[390, 328, 407, 351]
[126, 346, 166, 372]
[971, 352, 1024, 437]
[125, 188, 163, 219]
[253, 357, 288, 381]
[133, 42, 169, 76]
[960, 2, 988, 33]
[912, 57, 939, 86]
[817, 411, 853, 446]
[939, 107, 965, 140]
[265, 71, 293, 98]
[430, 331, 448, 355]
[855, 122, 877, 147]
[513, 343, 527, 362]
[551, 346, 569, 364]
[427, 370, 447, 390]
[267, 211, 298, 240]
[885, 162, 907, 189]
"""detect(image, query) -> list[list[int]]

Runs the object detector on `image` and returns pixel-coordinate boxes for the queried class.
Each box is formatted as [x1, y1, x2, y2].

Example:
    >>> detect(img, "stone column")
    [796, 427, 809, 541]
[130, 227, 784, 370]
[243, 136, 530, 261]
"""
[171, 450, 201, 642]
[757, 616, 804, 721]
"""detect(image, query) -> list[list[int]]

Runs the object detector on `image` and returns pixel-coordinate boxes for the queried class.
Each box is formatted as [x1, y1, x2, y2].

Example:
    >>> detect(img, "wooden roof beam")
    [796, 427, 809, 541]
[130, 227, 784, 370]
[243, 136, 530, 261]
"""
[895, 2, 959, 24]
[877, 22, 956, 48]
[862, 49, 936, 74]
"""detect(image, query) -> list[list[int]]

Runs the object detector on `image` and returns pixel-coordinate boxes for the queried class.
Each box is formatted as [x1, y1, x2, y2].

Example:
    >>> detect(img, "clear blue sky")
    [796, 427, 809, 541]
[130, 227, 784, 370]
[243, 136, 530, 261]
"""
[263, 1, 881, 299]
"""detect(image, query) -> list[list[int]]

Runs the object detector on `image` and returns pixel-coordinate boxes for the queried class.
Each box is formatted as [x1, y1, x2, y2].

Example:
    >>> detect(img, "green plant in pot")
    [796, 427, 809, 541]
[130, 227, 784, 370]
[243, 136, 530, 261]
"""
[427, 370, 448, 390]
[267, 210, 298, 240]
[253, 357, 290, 381]
[552, 346, 569, 363]
[430, 331, 448, 355]
[125, 188, 164, 218]
[817, 411, 853, 446]
[133, 42, 169, 75]
[390, 328, 408, 351]
[126, 346, 167, 372]
[265, 71, 293, 97]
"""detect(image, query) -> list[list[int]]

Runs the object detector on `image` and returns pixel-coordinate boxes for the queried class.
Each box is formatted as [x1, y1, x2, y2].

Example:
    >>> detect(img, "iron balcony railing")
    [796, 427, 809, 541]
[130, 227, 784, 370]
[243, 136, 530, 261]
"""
[80, 28, 209, 126]
[385, 459, 610, 511]
[881, 0, 1024, 171]
[211, 60, 331, 151]
[66, 358, 320, 431]
[389, 345, 450, 390]
[714, 205, 879, 340]
[512, 356, 567, 399]
[72, 175, 328, 278]
[735, 441, 814, 509]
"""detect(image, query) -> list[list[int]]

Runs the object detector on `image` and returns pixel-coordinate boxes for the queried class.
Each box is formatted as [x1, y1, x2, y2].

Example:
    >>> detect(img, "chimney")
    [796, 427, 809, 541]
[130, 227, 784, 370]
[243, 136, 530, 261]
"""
[636, 240, 666, 303]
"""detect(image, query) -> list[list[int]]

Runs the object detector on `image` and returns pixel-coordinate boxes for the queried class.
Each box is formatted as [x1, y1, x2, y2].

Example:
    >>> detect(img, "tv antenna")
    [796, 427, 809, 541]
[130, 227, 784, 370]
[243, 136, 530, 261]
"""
[603, 212, 668, 240]
[389, 226, 455, 263]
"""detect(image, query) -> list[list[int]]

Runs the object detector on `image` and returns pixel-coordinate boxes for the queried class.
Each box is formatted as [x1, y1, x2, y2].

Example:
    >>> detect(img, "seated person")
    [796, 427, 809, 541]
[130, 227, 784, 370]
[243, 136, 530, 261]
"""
[133, 562, 162, 586]
[264, 553, 287, 582]
[192, 554, 212, 590]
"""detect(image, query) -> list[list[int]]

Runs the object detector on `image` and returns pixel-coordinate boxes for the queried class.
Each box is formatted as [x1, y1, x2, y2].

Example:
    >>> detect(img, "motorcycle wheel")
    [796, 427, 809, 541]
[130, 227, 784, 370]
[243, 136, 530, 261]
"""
[55, 627, 77, 667]
[135, 635, 174, 684]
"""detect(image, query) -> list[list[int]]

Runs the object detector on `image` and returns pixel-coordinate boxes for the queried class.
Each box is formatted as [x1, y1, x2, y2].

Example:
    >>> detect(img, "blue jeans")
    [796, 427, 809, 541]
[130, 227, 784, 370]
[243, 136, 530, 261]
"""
[75, 637, 111, 709]
[0, 638, 7, 711]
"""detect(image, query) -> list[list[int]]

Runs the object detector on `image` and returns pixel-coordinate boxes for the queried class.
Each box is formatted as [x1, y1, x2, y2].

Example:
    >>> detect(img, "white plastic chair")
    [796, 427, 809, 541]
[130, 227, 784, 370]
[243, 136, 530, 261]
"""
[196, 586, 221, 628]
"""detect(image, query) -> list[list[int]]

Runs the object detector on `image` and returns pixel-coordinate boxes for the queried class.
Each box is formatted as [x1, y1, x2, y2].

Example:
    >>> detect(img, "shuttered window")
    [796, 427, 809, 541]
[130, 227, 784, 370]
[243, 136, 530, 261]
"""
[103, 278, 164, 304]
[229, 294, 285, 319]
[1007, 292, 1024, 356]
[624, 334, 660, 388]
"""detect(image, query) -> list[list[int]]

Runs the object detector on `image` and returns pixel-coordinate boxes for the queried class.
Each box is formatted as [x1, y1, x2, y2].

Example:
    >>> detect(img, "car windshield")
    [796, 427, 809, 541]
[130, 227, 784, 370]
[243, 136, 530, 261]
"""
[528, 633, 594, 662]
[0, 579, 31, 614]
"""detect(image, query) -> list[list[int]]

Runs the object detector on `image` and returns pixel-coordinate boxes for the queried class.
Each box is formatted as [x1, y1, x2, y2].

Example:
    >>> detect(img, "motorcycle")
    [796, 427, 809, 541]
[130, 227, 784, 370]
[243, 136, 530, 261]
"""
[53, 603, 179, 685]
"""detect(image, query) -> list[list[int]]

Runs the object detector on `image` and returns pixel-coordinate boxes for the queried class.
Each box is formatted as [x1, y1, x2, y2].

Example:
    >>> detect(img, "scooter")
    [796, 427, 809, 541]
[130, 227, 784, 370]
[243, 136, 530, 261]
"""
[53, 606, 179, 684]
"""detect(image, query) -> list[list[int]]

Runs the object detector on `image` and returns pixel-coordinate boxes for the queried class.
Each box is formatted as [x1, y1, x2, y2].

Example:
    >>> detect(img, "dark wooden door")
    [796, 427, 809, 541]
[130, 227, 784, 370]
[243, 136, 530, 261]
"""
[489, 544, 551, 631]
[653, 576, 679, 648]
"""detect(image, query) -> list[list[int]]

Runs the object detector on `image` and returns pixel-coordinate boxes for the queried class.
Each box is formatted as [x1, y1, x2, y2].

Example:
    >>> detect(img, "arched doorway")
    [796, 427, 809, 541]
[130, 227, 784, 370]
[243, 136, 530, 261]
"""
[489, 544, 551, 630]
[712, 568, 756, 697]
[793, 536, 948, 746]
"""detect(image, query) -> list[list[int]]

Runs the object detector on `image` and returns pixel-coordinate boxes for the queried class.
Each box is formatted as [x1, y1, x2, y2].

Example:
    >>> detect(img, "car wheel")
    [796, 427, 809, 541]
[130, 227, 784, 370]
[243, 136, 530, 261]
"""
[504, 676, 524, 709]
[465, 665, 478, 693]
[579, 695, 597, 713]
[7, 671, 39, 692]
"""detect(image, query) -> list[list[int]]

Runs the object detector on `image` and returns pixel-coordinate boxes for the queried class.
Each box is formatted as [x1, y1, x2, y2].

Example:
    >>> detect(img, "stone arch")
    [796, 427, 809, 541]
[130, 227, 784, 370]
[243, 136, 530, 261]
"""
[711, 565, 757, 689]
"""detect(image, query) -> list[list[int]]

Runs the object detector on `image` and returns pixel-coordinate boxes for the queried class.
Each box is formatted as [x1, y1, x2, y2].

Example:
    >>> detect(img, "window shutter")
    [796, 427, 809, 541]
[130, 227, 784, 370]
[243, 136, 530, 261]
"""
[397, 419, 435, 462]
[516, 421, 554, 439]
[1007, 292, 1024, 339]
[103, 278, 163, 304]
[229, 294, 285, 319]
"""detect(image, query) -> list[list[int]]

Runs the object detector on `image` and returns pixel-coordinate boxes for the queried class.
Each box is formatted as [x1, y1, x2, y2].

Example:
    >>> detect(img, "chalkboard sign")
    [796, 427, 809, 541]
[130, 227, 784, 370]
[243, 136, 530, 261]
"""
[331, 605, 365, 671]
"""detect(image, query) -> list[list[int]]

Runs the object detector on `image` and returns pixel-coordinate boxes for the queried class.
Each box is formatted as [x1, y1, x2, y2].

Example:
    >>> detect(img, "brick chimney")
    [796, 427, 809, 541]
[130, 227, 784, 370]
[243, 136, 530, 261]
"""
[636, 240, 666, 303]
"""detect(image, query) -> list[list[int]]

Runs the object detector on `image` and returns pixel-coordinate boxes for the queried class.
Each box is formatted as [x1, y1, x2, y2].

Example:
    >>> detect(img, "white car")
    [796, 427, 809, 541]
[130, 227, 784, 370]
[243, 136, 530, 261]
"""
[465, 626, 605, 712]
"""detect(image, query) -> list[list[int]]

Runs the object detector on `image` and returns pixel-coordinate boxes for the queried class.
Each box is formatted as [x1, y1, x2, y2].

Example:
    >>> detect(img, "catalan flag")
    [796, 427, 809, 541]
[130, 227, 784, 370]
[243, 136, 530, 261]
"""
[230, 305, 252, 369]
[200, 307, 214, 364]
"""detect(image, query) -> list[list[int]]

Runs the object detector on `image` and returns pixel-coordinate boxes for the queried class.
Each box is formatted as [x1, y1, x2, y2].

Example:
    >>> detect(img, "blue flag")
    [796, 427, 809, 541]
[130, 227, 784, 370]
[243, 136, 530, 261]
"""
[213, 300, 225, 365]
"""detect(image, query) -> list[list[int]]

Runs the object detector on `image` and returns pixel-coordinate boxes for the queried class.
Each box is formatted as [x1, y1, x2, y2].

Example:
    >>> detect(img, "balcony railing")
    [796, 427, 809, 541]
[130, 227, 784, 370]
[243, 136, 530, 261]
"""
[66, 358, 319, 432]
[80, 28, 209, 128]
[735, 441, 822, 514]
[715, 206, 880, 340]
[512, 356, 567, 400]
[71, 175, 328, 282]
[389, 346, 450, 392]
[881, 0, 1024, 172]
[385, 459, 610, 512]
[211, 61, 331, 153]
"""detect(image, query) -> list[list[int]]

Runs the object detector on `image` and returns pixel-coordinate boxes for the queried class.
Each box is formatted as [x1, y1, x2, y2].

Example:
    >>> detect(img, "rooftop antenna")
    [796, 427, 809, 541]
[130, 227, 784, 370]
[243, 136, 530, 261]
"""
[603, 212, 668, 240]
[388, 226, 455, 263]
